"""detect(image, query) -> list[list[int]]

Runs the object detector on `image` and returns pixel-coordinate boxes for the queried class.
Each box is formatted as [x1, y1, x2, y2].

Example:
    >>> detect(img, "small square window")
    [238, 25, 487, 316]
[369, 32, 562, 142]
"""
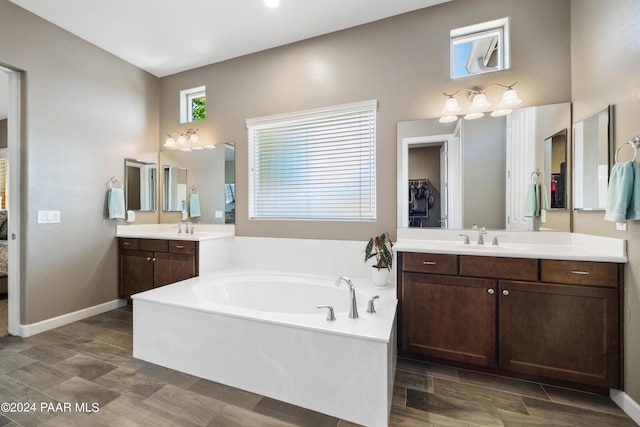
[180, 86, 206, 123]
[450, 18, 509, 79]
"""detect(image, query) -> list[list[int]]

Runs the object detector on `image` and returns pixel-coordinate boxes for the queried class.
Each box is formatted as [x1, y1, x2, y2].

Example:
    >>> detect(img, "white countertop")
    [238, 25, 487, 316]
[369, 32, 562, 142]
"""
[116, 223, 235, 241]
[395, 228, 627, 263]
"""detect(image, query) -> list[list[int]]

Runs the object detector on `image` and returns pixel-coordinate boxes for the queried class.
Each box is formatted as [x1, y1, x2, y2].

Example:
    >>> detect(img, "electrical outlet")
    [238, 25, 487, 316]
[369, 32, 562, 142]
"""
[616, 222, 627, 231]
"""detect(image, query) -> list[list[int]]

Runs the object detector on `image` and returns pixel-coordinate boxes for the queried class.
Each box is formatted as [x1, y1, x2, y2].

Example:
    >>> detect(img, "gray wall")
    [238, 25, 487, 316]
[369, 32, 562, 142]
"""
[159, 0, 572, 241]
[0, 119, 6, 149]
[570, 0, 640, 403]
[0, 0, 159, 323]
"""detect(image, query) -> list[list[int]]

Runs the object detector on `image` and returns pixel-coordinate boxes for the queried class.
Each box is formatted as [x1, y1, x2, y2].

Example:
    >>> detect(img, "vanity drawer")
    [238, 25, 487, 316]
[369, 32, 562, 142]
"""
[169, 240, 196, 255]
[460, 255, 539, 281]
[118, 238, 139, 250]
[402, 252, 458, 275]
[541, 260, 619, 288]
[139, 239, 169, 252]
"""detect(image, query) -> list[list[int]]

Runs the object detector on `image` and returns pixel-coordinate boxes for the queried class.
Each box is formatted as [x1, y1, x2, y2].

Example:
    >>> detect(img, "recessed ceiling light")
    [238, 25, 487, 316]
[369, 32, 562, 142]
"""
[264, 0, 279, 7]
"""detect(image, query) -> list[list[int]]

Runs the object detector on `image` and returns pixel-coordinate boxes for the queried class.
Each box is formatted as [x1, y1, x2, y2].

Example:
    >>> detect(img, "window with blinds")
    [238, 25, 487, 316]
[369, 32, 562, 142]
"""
[247, 100, 377, 220]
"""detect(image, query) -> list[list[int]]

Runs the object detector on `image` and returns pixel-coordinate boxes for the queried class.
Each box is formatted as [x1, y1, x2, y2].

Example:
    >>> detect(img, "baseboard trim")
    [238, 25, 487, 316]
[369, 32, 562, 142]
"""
[611, 389, 640, 425]
[18, 299, 127, 337]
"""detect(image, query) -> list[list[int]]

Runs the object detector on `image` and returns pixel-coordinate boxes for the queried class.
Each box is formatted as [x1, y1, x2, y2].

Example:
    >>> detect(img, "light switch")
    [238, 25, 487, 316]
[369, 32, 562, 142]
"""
[37, 210, 61, 224]
[215, 210, 223, 218]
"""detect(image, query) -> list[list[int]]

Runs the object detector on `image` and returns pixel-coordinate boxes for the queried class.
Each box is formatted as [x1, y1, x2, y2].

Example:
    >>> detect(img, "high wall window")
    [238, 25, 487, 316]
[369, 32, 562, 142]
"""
[247, 100, 377, 221]
[180, 86, 206, 123]
[451, 18, 510, 79]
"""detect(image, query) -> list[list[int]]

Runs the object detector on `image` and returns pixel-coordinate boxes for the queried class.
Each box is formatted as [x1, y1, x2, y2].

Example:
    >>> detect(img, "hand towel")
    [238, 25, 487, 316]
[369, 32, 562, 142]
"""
[524, 183, 538, 217]
[626, 161, 640, 220]
[604, 160, 634, 222]
[541, 183, 550, 211]
[108, 187, 125, 220]
[189, 194, 201, 218]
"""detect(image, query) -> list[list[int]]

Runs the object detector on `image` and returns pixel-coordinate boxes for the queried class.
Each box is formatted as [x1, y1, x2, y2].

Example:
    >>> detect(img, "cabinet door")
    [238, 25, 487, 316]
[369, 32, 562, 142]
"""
[120, 250, 153, 299]
[153, 252, 197, 288]
[402, 273, 497, 367]
[499, 280, 619, 388]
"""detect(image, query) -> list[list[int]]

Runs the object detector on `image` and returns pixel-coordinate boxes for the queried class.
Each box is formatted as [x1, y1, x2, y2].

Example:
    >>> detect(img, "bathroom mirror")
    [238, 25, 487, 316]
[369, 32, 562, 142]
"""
[160, 142, 235, 224]
[124, 158, 156, 211]
[573, 105, 612, 210]
[544, 129, 568, 210]
[397, 102, 572, 232]
[162, 165, 188, 212]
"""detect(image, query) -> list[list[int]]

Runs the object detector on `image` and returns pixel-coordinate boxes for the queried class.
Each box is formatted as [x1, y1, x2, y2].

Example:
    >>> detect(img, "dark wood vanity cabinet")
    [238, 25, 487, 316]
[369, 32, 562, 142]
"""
[119, 238, 199, 300]
[398, 252, 623, 391]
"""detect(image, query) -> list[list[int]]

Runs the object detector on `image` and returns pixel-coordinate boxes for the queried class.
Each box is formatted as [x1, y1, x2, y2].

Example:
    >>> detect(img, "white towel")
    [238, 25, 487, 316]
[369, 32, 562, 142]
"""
[108, 188, 125, 220]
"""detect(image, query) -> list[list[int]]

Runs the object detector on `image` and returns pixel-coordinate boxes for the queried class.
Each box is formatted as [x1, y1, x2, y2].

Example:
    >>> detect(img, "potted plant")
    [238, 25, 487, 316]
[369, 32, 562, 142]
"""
[364, 232, 393, 286]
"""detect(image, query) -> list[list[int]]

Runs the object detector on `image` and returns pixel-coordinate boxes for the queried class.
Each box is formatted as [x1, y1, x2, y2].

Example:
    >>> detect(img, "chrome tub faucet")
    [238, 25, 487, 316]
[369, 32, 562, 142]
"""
[335, 276, 358, 319]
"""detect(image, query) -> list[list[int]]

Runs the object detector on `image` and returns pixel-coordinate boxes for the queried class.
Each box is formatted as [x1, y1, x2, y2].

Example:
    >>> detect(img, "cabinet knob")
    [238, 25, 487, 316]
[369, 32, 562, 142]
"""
[146, 257, 151, 261]
[487, 288, 495, 295]
[502, 289, 510, 296]
[151, 257, 156, 262]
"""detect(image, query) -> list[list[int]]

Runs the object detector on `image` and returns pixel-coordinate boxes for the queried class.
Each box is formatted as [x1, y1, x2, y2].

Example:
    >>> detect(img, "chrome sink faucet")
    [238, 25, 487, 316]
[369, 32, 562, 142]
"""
[335, 276, 358, 319]
[472, 225, 487, 245]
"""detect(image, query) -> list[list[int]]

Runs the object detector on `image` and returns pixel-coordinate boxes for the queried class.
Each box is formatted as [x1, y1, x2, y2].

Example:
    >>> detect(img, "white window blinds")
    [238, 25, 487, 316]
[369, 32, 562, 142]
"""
[247, 100, 377, 220]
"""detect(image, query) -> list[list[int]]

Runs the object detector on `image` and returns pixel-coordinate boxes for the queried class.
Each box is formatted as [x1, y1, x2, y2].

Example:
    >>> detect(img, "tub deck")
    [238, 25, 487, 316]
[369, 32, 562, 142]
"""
[133, 268, 397, 427]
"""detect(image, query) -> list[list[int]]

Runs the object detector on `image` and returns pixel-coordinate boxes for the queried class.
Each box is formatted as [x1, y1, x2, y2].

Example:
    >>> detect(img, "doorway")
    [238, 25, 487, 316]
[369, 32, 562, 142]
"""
[0, 65, 22, 337]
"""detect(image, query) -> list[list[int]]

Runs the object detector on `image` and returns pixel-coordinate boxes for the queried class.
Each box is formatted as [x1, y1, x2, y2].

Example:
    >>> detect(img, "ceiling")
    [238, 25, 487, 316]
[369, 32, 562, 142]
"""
[0, 0, 450, 120]
[8, 0, 449, 78]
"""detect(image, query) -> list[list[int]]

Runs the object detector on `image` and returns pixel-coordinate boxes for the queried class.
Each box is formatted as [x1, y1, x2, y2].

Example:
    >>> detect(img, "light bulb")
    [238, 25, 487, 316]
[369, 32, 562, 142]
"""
[468, 93, 490, 112]
[498, 89, 522, 108]
[188, 133, 200, 144]
[177, 134, 187, 146]
[441, 97, 461, 115]
[439, 115, 459, 123]
[264, 0, 279, 7]
[164, 137, 176, 148]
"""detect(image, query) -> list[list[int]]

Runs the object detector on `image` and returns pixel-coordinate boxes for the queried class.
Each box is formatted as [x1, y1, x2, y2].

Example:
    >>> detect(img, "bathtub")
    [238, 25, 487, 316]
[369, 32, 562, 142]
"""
[132, 269, 397, 427]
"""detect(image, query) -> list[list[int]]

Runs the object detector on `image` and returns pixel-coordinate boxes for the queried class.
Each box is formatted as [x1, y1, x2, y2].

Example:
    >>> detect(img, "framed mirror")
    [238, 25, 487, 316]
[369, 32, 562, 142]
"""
[162, 165, 188, 212]
[124, 158, 156, 211]
[544, 129, 568, 210]
[397, 102, 572, 232]
[573, 105, 612, 210]
[159, 142, 235, 223]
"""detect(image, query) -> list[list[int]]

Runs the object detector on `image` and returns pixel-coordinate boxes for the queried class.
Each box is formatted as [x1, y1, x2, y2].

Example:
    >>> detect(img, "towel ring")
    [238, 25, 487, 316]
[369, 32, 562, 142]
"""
[530, 169, 541, 183]
[189, 185, 198, 195]
[107, 177, 122, 189]
[614, 137, 640, 164]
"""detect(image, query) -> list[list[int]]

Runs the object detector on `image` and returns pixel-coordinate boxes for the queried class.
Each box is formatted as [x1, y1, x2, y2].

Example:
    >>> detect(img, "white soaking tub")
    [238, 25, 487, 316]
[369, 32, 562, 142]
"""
[132, 269, 397, 427]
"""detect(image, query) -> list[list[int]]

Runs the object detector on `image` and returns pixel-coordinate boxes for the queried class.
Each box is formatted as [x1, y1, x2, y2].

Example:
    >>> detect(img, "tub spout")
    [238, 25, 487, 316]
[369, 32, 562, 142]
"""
[335, 276, 358, 319]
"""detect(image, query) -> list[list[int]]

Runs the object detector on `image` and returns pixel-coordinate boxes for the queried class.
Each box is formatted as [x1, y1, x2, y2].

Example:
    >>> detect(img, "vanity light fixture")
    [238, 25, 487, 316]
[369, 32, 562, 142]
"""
[439, 82, 522, 123]
[164, 128, 200, 149]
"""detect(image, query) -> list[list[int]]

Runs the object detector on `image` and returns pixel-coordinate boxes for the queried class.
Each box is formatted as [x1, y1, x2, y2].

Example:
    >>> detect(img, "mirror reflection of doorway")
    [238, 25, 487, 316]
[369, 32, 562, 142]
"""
[408, 144, 444, 228]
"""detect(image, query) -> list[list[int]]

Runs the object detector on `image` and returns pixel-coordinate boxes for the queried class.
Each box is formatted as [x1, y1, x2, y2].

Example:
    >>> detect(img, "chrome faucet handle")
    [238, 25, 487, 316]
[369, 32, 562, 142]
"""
[478, 226, 487, 245]
[366, 295, 380, 313]
[459, 234, 470, 245]
[492, 235, 508, 246]
[316, 305, 336, 321]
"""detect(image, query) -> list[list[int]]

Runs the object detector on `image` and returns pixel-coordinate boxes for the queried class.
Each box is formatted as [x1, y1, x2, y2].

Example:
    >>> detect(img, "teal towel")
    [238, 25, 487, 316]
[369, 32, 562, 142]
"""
[524, 183, 539, 217]
[108, 187, 125, 220]
[541, 183, 550, 211]
[604, 161, 635, 222]
[189, 194, 201, 218]
[627, 162, 640, 220]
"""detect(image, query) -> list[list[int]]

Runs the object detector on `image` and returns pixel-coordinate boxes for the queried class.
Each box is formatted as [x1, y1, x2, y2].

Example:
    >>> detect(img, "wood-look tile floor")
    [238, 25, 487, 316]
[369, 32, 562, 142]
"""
[0, 306, 636, 426]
